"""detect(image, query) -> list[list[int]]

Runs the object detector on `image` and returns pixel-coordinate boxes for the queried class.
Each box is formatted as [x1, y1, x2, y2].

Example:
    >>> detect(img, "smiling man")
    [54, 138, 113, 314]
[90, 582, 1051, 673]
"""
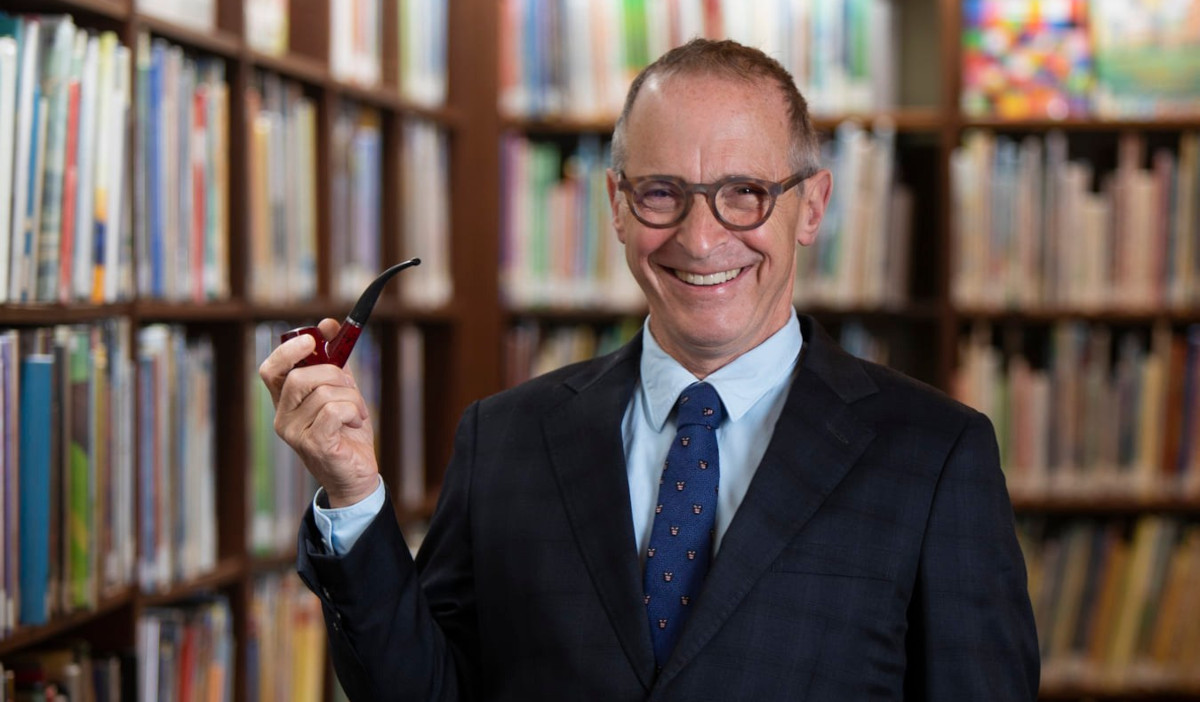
[261, 38, 1039, 701]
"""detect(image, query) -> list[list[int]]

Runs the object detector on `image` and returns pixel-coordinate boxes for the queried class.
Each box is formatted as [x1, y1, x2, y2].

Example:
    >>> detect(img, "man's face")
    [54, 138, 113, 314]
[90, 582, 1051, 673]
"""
[607, 73, 831, 374]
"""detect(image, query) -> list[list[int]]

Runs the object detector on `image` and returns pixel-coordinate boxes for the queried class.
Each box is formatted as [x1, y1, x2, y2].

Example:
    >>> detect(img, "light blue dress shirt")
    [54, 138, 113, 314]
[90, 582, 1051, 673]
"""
[626, 310, 802, 559]
[315, 311, 802, 558]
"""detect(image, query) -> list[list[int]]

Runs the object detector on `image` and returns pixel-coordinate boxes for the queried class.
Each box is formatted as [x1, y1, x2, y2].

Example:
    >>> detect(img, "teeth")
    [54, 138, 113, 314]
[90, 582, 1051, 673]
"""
[674, 268, 742, 286]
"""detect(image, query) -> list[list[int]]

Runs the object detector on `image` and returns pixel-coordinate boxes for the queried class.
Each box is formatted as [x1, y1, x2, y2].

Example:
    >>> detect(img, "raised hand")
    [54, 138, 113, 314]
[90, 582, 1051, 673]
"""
[259, 318, 380, 507]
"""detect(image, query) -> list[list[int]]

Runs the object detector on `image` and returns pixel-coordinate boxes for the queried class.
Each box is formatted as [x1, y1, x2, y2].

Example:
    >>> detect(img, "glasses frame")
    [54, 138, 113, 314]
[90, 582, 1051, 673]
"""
[617, 170, 812, 231]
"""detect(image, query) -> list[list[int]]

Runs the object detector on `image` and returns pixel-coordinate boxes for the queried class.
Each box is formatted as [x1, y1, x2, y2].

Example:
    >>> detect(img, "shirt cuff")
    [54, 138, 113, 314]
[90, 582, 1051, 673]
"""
[312, 475, 387, 556]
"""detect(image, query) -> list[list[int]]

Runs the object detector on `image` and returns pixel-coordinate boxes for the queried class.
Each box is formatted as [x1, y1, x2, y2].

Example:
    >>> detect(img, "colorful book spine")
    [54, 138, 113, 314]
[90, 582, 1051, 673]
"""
[18, 354, 54, 626]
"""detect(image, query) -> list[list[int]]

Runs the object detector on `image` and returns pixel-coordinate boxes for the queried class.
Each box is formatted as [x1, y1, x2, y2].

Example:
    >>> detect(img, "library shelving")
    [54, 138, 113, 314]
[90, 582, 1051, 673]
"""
[3, 0, 1200, 700]
[0, 0, 480, 699]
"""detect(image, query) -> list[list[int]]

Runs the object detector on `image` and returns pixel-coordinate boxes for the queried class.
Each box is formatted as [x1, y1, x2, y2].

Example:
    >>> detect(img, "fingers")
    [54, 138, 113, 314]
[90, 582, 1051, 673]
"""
[256, 318, 343, 407]
[277, 366, 369, 421]
[258, 333, 317, 406]
[317, 317, 340, 339]
[274, 377, 371, 452]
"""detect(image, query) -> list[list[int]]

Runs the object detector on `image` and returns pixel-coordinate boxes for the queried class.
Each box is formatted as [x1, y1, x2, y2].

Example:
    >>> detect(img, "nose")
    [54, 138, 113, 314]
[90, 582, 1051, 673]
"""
[674, 193, 729, 258]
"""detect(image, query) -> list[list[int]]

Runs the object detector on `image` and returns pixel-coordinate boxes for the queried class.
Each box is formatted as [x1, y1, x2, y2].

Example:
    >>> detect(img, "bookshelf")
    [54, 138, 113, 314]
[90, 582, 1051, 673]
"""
[2, 0, 1198, 701]
[0, 0, 478, 699]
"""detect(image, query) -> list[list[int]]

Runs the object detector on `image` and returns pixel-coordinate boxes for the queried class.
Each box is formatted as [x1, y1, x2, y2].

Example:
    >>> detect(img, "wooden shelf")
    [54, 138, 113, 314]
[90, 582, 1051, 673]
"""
[0, 588, 136, 658]
[26, 0, 129, 21]
[0, 302, 133, 324]
[248, 49, 330, 87]
[954, 307, 1200, 325]
[961, 116, 1200, 132]
[137, 558, 245, 608]
[131, 299, 248, 322]
[135, 14, 241, 58]
[1012, 493, 1200, 514]
[1039, 680, 1200, 700]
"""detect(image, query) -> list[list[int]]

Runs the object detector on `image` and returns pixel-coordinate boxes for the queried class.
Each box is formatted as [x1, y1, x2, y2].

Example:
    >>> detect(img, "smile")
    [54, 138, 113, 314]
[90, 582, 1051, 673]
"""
[672, 267, 743, 286]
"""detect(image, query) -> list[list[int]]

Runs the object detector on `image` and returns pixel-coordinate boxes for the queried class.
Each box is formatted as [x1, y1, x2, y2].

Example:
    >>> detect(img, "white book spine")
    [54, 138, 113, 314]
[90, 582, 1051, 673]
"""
[0, 38, 19, 303]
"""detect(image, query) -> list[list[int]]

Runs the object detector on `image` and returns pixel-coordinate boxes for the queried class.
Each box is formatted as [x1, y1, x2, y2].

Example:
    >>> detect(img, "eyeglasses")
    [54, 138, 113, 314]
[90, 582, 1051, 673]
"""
[617, 170, 812, 231]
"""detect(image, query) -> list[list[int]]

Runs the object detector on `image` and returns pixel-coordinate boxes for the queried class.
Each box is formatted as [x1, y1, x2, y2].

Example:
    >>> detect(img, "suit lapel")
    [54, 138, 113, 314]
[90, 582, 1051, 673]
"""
[655, 317, 879, 688]
[542, 334, 657, 690]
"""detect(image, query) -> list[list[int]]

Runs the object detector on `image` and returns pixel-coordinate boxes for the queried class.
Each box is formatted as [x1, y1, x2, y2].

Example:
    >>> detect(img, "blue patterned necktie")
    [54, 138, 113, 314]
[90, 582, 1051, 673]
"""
[643, 381, 722, 668]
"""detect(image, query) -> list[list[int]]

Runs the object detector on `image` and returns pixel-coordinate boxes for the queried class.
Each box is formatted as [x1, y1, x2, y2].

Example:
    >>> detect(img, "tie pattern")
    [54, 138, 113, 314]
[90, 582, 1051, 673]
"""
[643, 381, 722, 668]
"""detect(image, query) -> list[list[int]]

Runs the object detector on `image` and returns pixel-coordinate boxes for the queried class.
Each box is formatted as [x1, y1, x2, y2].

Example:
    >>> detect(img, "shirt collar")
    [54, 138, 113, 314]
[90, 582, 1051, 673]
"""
[638, 308, 803, 430]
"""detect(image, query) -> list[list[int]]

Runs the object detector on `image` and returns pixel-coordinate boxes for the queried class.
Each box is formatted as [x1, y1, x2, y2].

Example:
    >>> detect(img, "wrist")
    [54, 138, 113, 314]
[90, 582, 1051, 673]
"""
[325, 475, 382, 508]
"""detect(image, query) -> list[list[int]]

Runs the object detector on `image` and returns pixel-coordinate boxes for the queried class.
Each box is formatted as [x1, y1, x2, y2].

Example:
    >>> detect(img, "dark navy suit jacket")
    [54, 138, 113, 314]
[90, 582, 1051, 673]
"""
[297, 315, 1040, 700]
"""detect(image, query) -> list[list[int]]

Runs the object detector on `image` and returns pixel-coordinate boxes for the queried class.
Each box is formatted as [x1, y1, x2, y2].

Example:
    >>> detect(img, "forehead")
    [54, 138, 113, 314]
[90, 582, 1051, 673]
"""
[622, 72, 792, 177]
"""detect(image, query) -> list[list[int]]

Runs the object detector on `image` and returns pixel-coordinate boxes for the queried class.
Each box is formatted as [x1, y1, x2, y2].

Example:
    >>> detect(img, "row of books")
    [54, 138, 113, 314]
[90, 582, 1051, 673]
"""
[1021, 516, 1200, 688]
[246, 573, 324, 702]
[246, 73, 318, 305]
[0, 14, 133, 305]
[134, 34, 231, 303]
[962, 0, 1200, 120]
[137, 325, 218, 593]
[951, 130, 1200, 311]
[244, 77, 454, 307]
[499, 0, 899, 119]
[954, 322, 1200, 500]
[0, 321, 136, 635]
[1, 642, 132, 701]
[137, 597, 233, 702]
[499, 134, 642, 311]
[793, 120, 912, 308]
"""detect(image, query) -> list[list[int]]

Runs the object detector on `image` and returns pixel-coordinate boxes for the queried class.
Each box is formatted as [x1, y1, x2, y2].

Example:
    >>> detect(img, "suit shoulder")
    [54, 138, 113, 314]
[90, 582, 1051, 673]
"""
[854, 355, 984, 430]
[476, 344, 636, 416]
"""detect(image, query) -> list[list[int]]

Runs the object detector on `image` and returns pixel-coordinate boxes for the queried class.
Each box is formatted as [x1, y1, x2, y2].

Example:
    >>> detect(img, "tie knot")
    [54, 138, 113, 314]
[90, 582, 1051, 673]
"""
[675, 382, 723, 429]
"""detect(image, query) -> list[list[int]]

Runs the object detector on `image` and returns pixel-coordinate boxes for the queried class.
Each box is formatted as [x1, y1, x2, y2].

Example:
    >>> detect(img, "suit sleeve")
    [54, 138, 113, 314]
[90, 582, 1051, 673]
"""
[904, 411, 1040, 701]
[295, 402, 482, 702]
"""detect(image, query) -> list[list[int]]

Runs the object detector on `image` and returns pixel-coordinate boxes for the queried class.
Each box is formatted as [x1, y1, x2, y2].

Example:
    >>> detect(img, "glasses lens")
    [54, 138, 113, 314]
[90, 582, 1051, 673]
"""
[716, 180, 773, 227]
[632, 179, 686, 224]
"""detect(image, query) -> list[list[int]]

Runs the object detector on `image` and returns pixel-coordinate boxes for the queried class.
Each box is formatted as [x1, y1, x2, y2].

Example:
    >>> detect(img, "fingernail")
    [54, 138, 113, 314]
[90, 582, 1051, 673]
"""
[343, 373, 356, 387]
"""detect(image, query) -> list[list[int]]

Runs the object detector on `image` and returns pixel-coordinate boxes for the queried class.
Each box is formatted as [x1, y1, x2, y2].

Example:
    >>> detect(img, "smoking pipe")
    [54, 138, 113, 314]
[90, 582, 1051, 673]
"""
[280, 258, 421, 368]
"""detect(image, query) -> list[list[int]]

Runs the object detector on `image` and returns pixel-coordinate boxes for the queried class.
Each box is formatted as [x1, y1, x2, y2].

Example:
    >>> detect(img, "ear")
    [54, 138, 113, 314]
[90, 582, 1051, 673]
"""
[795, 169, 832, 247]
[606, 169, 628, 244]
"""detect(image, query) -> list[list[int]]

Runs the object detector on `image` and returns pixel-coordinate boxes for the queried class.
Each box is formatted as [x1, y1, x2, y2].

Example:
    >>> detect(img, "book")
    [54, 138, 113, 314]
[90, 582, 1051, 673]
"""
[8, 17, 37, 302]
[34, 15, 76, 303]
[0, 35, 18, 302]
[245, 0, 289, 56]
[18, 353, 54, 626]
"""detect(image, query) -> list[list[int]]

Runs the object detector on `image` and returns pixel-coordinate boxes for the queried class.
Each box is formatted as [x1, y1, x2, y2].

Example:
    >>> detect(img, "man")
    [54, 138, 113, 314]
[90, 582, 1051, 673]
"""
[260, 38, 1039, 701]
